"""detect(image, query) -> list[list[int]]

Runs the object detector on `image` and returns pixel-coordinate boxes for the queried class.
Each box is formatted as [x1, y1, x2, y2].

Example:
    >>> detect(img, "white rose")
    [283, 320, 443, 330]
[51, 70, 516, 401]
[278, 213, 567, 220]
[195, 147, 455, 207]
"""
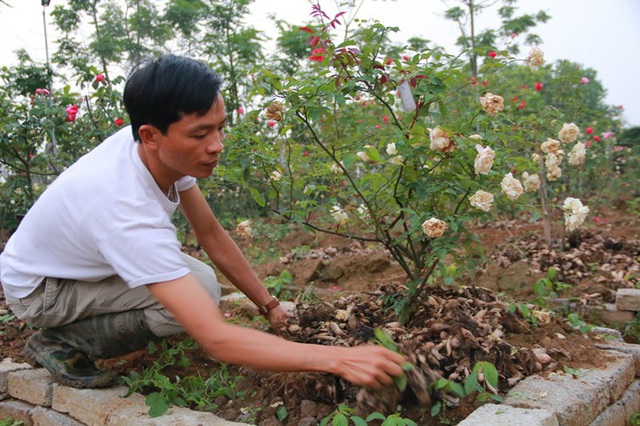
[421, 217, 448, 238]
[356, 151, 370, 162]
[386, 143, 397, 155]
[568, 142, 586, 166]
[540, 138, 560, 154]
[521, 172, 541, 192]
[390, 155, 404, 165]
[270, 170, 283, 181]
[469, 190, 494, 212]
[330, 205, 349, 225]
[474, 144, 495, 175]
[562, 197, 589, 232]
[429, 126, 456, 153]
[330, 162, 344, 174]
[501, 173, 524, 200]
[558, 123, 580, 143]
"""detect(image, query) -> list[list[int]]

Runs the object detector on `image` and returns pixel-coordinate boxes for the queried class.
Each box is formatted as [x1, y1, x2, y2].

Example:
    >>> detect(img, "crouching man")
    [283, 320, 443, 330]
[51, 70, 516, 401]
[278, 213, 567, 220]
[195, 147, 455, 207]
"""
[0, 54, 404, 389]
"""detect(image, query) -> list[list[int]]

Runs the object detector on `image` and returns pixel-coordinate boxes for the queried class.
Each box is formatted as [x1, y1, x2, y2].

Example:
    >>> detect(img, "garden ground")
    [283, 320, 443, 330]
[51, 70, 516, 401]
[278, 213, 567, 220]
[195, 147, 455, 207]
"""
[0, 198, 638, 425]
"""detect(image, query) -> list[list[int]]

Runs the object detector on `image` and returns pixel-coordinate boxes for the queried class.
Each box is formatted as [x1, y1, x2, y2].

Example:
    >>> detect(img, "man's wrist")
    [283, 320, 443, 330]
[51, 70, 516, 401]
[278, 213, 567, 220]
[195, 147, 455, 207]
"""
[258, 296, 280, 316]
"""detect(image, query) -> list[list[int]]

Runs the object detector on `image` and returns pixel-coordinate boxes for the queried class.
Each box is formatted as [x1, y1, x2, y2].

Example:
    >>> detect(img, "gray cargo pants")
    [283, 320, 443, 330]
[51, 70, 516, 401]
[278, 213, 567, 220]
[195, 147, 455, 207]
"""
[5, 253, 220, 337]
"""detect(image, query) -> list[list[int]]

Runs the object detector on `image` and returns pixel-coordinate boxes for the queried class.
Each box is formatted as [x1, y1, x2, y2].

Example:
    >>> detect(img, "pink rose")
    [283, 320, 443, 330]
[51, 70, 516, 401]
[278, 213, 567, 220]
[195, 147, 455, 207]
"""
[96, 74, 105, 82]
[580, 77, 589, 84]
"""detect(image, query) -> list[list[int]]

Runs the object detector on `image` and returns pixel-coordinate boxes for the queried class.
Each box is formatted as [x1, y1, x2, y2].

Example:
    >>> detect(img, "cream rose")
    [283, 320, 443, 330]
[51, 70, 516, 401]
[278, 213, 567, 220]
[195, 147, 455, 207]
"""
[479, 93, 504, 115]
[270, 170, 283, 181]
[330, 205, 349, 225]
[568, 142, 586, 166]
[474, 144, 495, 175]
[501, 173, 524, 200]
[562, 197, 589, 232]
[541, 138, 561, 154]
[429, 126, 456, 153]
[421, 217, 448, 238]
[526, 47, 546, 71]
[386, 143, 397, 155]
[558, 123, 580, 143]
[521, 172, 541, 192]
[469, 190, 494, 212]
[330, 162, 344, 174]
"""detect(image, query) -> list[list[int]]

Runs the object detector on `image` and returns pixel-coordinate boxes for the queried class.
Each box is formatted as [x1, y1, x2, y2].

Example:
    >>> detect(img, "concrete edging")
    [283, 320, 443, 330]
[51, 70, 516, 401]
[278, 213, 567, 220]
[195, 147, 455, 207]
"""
[1, 333, 640, 425]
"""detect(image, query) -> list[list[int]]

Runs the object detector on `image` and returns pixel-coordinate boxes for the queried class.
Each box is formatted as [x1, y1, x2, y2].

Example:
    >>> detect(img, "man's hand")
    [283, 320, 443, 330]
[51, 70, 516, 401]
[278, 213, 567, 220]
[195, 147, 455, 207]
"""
[266, 305, 290, 334]
[333, 345, 406, 389]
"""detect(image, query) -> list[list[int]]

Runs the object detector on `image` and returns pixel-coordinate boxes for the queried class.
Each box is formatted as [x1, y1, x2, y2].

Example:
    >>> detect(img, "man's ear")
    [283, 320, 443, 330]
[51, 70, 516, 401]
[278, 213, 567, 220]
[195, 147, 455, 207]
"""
[138, 125, 160, 148]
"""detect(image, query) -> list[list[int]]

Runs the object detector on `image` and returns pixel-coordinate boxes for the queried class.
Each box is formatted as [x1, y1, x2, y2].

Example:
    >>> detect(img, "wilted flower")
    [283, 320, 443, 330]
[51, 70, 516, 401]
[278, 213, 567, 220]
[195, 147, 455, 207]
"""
[386, 143, 397, 155]
[469, 134, 483, 140]
[265, 101, 285, 121]
[330, 205, 349, 225]
[532, 153, 541, 162]
[330, 162, 344, 174]
[541, 138, 560, 154]
[558, 123, 580, 143]
[547, 165, 562, 181]
[356, 151, 370, 162]
[501, 173, 523, 200]
[526, 47, 545, 71]
[390, 155, 404, 165]
[429, 126, 456, 153]
[270, 170, 283, 181]
[356, 204, 370, 221]
[479, 92, 504, 115]
[469, 190, 494, 212]
[474, 144, 495, 175]
[568, 142, 586, 166]
[562, 197, 589, 232]
[236, 220, 252, 237]
[521, 172, 541, 192]
[421, 218, 448, 238]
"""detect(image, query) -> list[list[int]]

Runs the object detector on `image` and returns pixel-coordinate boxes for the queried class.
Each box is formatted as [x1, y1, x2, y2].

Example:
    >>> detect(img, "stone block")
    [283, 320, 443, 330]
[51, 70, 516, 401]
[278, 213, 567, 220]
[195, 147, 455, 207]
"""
[32, 405, 84, 426]
[52, 385, 147, 425]
[7, 368, 53, 406]
[457, 404, 559, 426]
[616, 288, 640, 311]
[590, 379, 640, 426]
[0, 399, 35, 426]
[596, 341, 640, 377]
[0, 359, 33, 393]
[503, 351, 634, 426]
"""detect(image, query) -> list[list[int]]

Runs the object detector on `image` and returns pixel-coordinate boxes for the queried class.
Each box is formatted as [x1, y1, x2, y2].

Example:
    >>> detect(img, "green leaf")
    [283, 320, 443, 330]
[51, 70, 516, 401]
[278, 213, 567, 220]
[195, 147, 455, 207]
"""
[276, 405, 289, 421]
[351, 416, 368, 426]
[365, 412, 387, 421]
[483, 363, 499, 388]
[248, 187, 266, 207]
[464, 371, 478, 395]
[333, 413, 349, 426]
[145, 392, 169, 418]
[430, 401, 442, 416]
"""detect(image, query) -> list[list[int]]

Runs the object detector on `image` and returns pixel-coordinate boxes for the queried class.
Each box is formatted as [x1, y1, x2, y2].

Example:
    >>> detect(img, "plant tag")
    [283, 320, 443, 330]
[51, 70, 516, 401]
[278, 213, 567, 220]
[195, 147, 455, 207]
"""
[398, 80, 416, 112]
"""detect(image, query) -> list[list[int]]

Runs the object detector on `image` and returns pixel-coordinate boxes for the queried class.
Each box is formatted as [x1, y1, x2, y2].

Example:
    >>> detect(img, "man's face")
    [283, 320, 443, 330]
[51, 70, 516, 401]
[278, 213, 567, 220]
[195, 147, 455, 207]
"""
[154, 93, 227, 180]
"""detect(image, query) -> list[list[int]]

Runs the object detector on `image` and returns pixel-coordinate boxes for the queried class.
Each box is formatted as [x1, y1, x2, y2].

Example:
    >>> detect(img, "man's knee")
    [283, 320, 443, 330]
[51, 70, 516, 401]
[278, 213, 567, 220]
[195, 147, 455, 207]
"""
[181, 254, 221, 303]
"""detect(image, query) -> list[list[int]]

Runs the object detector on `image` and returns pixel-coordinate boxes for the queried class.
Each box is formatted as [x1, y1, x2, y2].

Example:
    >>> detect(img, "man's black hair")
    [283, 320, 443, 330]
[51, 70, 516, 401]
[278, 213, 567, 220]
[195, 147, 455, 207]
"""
[123, 54, 223, 141]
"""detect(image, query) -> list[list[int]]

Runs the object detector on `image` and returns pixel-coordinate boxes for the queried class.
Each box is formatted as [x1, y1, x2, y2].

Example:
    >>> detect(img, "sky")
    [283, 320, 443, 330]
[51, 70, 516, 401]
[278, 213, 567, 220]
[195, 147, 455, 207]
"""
[1, 0, 639, 127]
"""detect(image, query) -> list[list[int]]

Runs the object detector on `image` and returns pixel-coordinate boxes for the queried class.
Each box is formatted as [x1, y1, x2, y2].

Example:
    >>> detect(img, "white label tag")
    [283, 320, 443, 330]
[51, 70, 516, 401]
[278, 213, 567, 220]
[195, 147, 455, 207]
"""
[398, 80, 416, 112]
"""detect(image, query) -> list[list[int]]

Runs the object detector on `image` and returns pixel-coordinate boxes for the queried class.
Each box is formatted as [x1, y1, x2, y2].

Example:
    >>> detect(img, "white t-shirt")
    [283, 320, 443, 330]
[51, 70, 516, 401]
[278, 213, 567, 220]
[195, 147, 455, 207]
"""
[0, 126, 197, 299]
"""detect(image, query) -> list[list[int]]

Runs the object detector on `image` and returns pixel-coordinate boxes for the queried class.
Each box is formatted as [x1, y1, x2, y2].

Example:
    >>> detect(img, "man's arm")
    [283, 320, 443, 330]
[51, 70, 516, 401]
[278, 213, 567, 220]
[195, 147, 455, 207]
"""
[178, 185, 285, 320]
[148, 275, 405, 388]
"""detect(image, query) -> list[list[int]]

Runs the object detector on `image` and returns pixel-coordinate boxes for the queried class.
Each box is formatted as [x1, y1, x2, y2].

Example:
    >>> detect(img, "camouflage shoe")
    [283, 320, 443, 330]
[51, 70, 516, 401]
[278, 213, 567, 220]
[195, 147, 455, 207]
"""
[22, 330, 118, 389]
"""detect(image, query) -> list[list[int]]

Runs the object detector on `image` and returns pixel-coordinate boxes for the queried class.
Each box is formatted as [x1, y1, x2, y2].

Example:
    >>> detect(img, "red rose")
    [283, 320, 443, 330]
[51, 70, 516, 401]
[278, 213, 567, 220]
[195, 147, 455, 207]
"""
[488, 51, 497, 58]
[114, 118, 124, 126]
[535, 82, 543, 91]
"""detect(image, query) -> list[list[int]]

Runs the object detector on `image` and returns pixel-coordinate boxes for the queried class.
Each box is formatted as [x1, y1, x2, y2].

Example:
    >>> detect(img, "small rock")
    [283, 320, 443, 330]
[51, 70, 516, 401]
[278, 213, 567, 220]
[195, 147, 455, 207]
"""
[298, 417, 318, 426]
[300, 400, 318, 418]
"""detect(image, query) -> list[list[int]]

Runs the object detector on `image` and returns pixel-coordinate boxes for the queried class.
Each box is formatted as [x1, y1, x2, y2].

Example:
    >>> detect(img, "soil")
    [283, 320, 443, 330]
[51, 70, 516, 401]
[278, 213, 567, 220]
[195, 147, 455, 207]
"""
[1, 201, 639, 425]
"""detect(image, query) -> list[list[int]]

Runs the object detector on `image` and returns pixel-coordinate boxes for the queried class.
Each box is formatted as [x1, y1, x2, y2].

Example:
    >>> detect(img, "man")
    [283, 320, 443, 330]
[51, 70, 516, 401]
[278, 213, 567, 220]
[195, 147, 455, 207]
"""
[0, 55, 404, 390]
